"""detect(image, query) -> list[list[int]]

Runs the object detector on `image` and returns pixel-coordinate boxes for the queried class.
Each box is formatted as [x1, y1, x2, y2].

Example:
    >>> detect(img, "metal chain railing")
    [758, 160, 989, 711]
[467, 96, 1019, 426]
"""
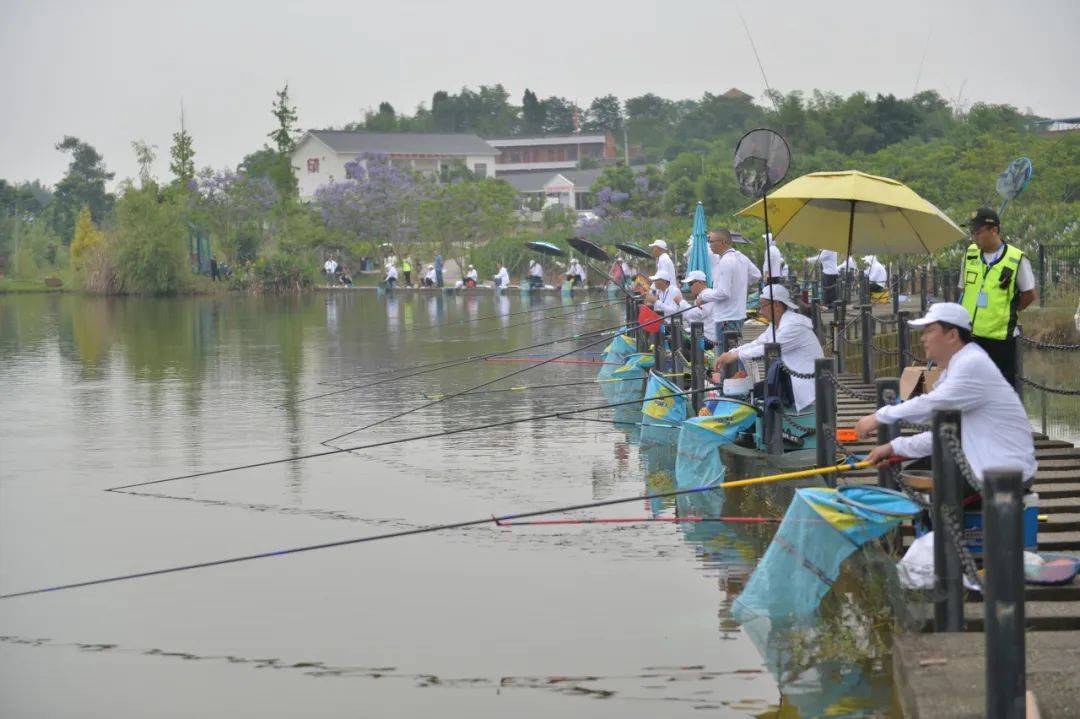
[940, 503, 983, 587]
[1019, 376, 1080, 396]
[1019, 336, 1080, 351]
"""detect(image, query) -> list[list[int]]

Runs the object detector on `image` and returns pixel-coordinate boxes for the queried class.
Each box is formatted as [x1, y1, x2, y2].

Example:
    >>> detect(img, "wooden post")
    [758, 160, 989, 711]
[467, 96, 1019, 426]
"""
[763, 342, 783, 455]
[875, 378, 900, 490]
[931, 409, 964, 632]
[983, 468, 1026, 719]
[814, 357, 837, 487]
[860, 304, 873, 384]
[898, 310, 911, 371]
[891, 263, 900, 317]
[920, 266, 929, 314]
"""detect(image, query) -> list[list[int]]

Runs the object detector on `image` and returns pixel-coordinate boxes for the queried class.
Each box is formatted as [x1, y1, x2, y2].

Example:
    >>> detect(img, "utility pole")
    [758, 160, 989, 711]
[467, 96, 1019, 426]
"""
[622, 125, 629, 165]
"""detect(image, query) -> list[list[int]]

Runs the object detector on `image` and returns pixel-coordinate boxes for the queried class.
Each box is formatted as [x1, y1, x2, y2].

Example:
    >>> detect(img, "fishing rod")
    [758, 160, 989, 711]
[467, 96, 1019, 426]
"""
[316, 297, 622, 388]
[5, 459, 868, 600]
[419, 375, 640, 401]
[353, 294, 623, 344]
[495, 516, 781, 526]
[106, 369, 712, 493]
[287, 311, 625, 407]
[320, 303, 703, 447]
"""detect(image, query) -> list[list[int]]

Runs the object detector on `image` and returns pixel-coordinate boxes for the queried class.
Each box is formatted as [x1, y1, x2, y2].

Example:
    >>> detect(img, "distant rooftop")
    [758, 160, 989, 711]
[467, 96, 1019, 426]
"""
[303, 130, 497, 156]
[721, 87, 753, 101]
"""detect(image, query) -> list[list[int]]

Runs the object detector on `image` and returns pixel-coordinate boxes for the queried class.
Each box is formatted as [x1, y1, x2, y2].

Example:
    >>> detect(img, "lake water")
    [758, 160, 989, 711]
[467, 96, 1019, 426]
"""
[0, 290, 941, 717]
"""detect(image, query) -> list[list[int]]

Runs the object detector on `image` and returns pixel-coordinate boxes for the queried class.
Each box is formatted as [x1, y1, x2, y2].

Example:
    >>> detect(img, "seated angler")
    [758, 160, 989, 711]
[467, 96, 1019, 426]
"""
[644, 270, 685, 315]
[422, 264, 437, 287]
[715, 285, 824, 413]
[465, 265, 479, 288]
[854, 302, 1036, 495]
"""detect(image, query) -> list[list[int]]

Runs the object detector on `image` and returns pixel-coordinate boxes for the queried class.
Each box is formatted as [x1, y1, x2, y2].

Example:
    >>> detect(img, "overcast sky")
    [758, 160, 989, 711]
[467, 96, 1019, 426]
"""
[3, 0, 1078, 187]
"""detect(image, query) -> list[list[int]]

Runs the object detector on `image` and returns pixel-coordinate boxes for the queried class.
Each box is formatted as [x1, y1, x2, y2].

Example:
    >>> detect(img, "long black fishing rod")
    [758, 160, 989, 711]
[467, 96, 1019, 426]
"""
[320, 312, 645, 447]
[287, 310, 621, 407]
[320, 301, 702, 446]
[319, 296, 622, 386]
[351, 294, 622, 345]
[289, 301, 634, 407]
[105, 343, 701, 494]
[7, 452, 866, 600]
[419, 375, 641, 401]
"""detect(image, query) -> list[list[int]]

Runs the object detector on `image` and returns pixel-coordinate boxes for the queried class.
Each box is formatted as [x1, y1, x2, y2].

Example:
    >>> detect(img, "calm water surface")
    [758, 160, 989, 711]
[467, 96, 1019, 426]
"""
[1, 291, 902, 717]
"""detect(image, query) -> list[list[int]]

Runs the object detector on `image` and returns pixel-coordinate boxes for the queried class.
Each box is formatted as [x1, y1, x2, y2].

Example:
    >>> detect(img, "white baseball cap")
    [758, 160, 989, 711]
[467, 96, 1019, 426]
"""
[684, 270, 708, 284]
[908, 302, 972, 331]
[649, 270, 674, 283]
[759, 284, 799, 309]
[648, 239, 668, 250]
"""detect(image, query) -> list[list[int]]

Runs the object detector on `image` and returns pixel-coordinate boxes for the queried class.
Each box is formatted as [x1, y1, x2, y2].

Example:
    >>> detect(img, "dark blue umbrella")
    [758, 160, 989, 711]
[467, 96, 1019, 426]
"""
[524, 240, 567, 257]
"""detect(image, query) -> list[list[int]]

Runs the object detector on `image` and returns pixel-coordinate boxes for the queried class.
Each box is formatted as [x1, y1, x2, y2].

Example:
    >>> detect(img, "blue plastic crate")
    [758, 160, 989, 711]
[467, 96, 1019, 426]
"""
[914, 505, 1038, 557]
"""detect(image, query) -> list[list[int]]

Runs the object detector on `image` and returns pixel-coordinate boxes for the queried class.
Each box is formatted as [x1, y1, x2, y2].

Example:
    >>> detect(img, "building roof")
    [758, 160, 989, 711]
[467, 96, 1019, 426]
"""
[485, 133, 607, 143]
[303, 130, 497, 156]
[721, 87, 753, 101]
[499, 167, 628, 193]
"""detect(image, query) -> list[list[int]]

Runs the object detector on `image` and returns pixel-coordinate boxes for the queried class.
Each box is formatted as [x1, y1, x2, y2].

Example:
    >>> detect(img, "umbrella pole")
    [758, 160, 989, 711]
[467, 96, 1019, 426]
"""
[762, 189, 777, 343]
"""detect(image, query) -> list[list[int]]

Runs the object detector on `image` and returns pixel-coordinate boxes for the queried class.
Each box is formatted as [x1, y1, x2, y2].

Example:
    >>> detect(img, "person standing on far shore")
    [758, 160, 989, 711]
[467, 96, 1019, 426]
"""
[434, 254, 444, 288]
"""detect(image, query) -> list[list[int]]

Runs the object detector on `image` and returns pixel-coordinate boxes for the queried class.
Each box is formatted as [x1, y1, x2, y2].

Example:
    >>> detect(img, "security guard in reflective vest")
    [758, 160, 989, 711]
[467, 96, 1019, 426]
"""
[958, 207, 1037, 387]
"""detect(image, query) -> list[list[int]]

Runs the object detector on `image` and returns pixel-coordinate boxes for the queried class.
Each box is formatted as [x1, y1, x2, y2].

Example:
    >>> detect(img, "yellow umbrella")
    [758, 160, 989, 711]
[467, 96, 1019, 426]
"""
[737, 170, 965, 256]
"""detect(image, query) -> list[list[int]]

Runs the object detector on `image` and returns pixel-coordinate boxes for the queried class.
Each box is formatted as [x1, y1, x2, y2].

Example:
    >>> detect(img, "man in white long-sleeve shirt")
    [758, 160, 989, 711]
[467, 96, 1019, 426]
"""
[695, 229, 752, 338]
[854, 303, 1036, 489]
[806, 249, 840, 306]
[649, 239, 676, 281]
[716, 285, 823, 411]
[761, 233, 786, 285]
[644, 270, 685, 315]
[863, 255, 887, 292]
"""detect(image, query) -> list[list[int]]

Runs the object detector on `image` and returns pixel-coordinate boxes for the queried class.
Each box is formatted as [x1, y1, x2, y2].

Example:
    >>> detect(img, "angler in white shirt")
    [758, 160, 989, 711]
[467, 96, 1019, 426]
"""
[465, 265, 479, 287]
[649, 239, 676, 282]
[695, 229, 752, 337]
[422, 264, 437, 287]
[863, 255, 888, 291]
[855, 302, 1036, 489]
[493, 265, 510, 288]
[383, 264, 399, 288]
[644, 270, 685, 315]
[761, 233, 786, 285]
[806, 250, 840, 305]
[527, 259, 544, 289]
[716, 285, 824, 411]
[567, 258, 587, 287]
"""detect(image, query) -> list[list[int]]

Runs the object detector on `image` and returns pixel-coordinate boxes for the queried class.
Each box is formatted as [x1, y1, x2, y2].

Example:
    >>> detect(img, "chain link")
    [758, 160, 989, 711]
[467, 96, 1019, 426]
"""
[939, 426, 980, 490]
[1019, 335, 1080, 351]
[1019, 376, 1080, 396]
[940, 503, 983, 587]
[778, 362, 816, 380]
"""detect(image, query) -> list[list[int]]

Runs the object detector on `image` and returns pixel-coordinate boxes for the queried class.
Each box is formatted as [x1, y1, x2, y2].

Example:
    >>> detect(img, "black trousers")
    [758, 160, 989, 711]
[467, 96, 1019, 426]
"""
[823, 273, 838, 306]
[973, 335, 1018, 388]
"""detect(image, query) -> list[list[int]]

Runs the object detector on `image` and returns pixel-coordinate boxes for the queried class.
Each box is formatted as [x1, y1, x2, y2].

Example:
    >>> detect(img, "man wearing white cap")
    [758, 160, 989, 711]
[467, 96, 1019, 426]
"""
[649, 239, 677, 284]
[854, 302, 1036, 489]
[716, 285, 823, 411]
[465, 264, 479, 288]
[644, 270, 685, 315]
[805, 249, 840, 306]
[567, 258, 587, 288]
[493, 264, 510, 288]
[761, 233, 787, 286]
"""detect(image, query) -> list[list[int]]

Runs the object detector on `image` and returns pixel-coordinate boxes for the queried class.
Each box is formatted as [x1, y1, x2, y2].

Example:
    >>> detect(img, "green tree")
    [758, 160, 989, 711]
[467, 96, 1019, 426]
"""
[365, 102, 398, 131]
[239, 147, 298, 198]
[541, 97, 576, 134]
[131, 140, 157, 185]
[70, 205, 105, 273]
[522, 89, 545, 134]
[169, 116, 196, 188]
[50, 136, 115, 242]
[111, 181, 188, 294]
[585, 94, 623, 133]
[268, 82, 299, 155]
[418, 178, 517, 273]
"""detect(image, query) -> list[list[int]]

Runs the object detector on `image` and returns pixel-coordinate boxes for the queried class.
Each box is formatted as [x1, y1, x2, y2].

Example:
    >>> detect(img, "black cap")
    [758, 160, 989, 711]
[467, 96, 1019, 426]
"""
[964, 207, 1000, 230]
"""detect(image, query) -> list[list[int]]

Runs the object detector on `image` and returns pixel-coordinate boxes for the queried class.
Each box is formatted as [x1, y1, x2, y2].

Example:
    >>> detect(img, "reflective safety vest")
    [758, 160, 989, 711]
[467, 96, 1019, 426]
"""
[960, 242, 1023, 341]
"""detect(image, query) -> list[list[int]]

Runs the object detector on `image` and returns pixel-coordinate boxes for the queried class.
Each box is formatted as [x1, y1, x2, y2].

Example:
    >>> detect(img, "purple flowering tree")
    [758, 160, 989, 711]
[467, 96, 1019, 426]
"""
[315, 153, 428, 260]
[193, 167, 279, 263]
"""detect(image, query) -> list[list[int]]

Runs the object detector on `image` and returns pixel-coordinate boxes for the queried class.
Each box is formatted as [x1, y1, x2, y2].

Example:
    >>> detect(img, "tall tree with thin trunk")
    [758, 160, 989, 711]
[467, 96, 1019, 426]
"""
[268, 83, 299, 155]
[169, 102, 196, 188]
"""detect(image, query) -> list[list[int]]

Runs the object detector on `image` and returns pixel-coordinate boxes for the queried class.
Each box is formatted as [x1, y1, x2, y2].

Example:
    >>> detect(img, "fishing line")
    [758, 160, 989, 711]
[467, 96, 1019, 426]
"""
[7, 458, 866, 600]
[319, 304, 699, 447]
[106, 370, 707, 493]
[418, 376, 641, 400]
[318, 296, 622, 386]
[285, 310, 624, 407]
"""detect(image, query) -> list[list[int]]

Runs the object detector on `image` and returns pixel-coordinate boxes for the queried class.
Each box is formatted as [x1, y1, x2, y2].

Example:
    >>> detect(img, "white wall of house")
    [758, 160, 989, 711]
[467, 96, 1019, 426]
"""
[465, 154, 495, 178]
[294, 135, 349, 200]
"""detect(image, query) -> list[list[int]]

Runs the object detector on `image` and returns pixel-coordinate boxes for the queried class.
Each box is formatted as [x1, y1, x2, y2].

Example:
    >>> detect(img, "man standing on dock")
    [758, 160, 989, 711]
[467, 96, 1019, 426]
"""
[649, 239, 676, 282]
[854, 302, 1036, 488]
[694, 229, 753, 337]
[957, 207, 1037, 387]
[806, 249, 839, 306]
[435, 253, 444, 288]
